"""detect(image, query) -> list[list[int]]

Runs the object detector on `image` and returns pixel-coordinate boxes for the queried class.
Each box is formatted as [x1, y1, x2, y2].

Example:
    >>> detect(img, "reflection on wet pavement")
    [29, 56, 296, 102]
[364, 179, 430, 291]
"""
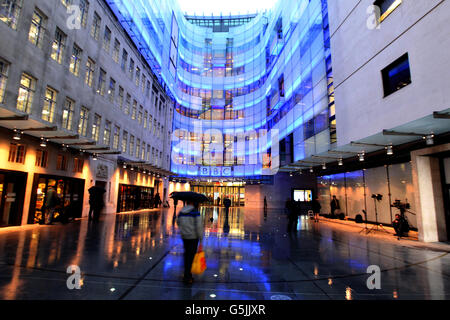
[0, 207, 449, 300]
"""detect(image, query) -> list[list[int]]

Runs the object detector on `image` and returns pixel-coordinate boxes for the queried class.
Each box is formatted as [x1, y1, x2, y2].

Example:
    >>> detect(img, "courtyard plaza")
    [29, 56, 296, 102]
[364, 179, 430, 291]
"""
[0, 206, 449, 300]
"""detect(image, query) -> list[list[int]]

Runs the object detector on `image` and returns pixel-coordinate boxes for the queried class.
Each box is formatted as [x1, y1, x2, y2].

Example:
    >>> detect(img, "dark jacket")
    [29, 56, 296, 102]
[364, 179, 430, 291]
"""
[312, 200, 321, 213]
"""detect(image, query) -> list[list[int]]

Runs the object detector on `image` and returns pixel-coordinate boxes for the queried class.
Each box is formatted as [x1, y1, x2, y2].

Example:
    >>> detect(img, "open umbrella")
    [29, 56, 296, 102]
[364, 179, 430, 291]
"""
[170, 191, 208, 203]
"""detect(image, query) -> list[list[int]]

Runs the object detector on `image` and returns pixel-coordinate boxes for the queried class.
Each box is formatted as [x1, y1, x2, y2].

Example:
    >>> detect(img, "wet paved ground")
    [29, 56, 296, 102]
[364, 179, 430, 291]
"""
[0, 207, 449, 300]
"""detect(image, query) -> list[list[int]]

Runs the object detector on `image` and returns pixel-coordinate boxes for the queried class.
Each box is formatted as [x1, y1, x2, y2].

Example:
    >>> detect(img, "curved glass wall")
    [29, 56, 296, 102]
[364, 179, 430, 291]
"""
[107, 0, 335, 179]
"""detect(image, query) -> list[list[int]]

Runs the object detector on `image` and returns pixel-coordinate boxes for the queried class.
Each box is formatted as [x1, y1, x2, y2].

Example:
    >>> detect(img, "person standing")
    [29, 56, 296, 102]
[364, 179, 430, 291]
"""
[330, 195, 340, 218]
[177, 200, 204, 284]
[44, 186, 58, 225]
[154, 193, 161, 208]
[88, 186, 105, 222]
[263, 196, 268, 211]
[223, 197, 231, 215]
[312, 197, 321, 223]
[216, 197, 221, 207]
[285, 198, 297, 233]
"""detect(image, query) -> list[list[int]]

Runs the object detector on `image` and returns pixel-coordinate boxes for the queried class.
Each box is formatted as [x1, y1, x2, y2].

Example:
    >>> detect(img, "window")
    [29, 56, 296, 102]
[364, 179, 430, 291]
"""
[135, 67, 140, 87]
[141, 144, 145, 160]
[79, 0, 89, 28]
[8, 143, 26, 163]
[78, 106, 89, 136]
[129, 58, 134, 79]
[149, 115, 153, 132]
[129, 135, 134, 156]
[147, 145, 151, 162]
[146, 80, 151, 98]
[97, 68, 106, 95]
[73, 157, 84, 173]
[56, 154, 67, 171]
[0, 59, 9, 103]
[42, 86, 57, 122]
[91, 12, 101, 40]
[118, 86, 124, 109]
[136, 139, 140, 159]
[103, 120, 111, 146]
[131, 100, 137, 120]
[51, 28, 66, 64]
[108, 78, 115, 102]
[382, 53, 411, 97]
[138, 106, 143, 125]
[103, 26, 111, 52]
[62, 97, 74, 130]
[0, 0, 22, 30]
[85, 58, 95, 87]
[112, 39, 120, 63]
[124, 94, 131, 115]
[17, 73, 36, 113]
[69, 45, 82, 76]
[121, 49, 127, 71]
[29, 8, 46, 48]
[113, 125, 120, 150]
[374, 0, 402, 22]
[121, 131, 128, 153]
[92, 113, 101, 142]
[141, 74, 146, 94]
[143, 111, 148, 128]
[35, 149, 48, 168]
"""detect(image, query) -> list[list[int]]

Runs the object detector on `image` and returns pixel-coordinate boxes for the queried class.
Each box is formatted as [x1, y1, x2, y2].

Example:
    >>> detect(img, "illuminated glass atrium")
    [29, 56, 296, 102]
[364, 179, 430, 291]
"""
[107, 0, 335, 181]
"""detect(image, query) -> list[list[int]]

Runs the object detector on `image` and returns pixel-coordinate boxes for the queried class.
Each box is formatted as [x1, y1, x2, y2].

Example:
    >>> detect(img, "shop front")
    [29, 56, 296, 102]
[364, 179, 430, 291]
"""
[117, 184, 155, 213]
[28, 174, 85, 224]
[0, 170, 27, 227]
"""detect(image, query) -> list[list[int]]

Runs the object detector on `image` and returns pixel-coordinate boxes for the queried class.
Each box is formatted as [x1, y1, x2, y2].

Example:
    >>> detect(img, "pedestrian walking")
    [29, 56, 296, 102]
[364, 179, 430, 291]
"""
[177, 200, 204, 284]
[312, 197, 321, 222]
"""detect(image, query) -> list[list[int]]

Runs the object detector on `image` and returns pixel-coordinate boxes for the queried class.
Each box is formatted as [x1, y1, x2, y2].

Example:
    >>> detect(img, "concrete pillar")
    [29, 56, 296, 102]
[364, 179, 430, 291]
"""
[411, 144, 449, 242]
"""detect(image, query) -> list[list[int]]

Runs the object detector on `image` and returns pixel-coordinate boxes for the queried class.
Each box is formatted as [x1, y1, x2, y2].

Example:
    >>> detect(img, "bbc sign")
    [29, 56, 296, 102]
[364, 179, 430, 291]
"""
[199, 167, 232, 177]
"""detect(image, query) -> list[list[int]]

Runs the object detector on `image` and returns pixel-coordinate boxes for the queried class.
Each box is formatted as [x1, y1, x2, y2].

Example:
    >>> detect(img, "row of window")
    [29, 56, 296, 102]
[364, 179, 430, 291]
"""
[8, 142, 84, 173]
[23, 2, 169, 125]
[0, 60, 169, 163]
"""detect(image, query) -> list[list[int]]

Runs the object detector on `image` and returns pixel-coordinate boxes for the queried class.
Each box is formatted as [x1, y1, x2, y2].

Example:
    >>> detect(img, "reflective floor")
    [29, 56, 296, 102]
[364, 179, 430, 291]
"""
[0, 207, 449, 300]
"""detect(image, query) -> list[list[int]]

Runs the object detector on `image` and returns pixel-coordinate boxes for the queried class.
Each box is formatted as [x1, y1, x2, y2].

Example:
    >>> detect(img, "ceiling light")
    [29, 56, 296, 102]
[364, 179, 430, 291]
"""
[322, 163, 327, 170]
[93, 154, 98, 161]
[40, 138, 47, 148]
[309, 167, 314, 173]
[123, 163, 127, 169]
[130, 167, 134, 171]
[386, 145, 393, 155]
[13, 129, 22, 141]
[359, 152, 365, 162]
[338, 158, 343, 166]
[424, 134, 434, 146]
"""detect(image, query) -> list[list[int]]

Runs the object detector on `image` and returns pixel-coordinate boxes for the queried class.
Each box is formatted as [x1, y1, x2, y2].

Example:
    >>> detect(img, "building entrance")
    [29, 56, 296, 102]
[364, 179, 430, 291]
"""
[28, 174, 85, 224]
[0, 170, 27, 227]
[191, 183, 245, 206]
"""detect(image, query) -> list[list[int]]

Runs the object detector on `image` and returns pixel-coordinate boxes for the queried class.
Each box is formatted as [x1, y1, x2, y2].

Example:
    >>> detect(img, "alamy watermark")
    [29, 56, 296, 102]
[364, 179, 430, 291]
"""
[66, 265, 82, 290]
[66, 5, 82, 30]
[366, 265, 381, 290]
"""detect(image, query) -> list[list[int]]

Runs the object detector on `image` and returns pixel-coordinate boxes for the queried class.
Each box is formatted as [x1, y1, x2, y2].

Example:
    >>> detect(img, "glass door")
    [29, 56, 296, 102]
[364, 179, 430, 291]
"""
[0, 171, 26, 227]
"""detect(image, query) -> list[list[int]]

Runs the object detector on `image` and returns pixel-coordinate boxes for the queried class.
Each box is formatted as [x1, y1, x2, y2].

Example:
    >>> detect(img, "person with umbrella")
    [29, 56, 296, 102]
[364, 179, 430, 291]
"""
[172, 192, 206, 284]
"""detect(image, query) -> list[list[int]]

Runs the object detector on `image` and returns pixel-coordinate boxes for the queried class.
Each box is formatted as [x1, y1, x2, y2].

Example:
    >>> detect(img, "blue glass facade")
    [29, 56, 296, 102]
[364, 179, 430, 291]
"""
[106, 0, 335, 179]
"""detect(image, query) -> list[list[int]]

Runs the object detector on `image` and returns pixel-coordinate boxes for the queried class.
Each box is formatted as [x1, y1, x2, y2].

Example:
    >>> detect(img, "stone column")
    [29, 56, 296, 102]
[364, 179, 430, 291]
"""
[411, 144, 449, 242]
